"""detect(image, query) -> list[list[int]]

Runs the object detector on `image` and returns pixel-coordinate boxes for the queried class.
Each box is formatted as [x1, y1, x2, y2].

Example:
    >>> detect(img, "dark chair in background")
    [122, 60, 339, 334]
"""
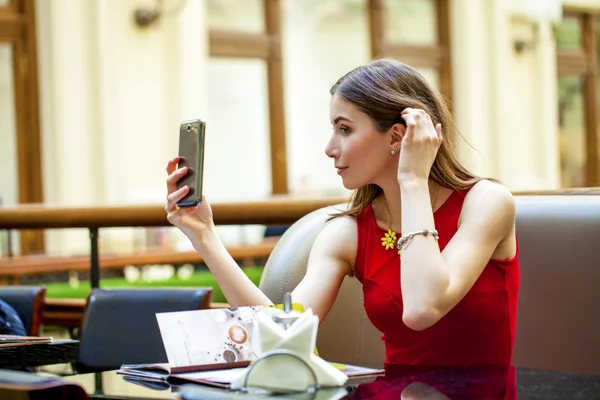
[264, 225, 290, 238]
[0, 368, 88, 400]
[0, 286, 46, 337]
[76, 287, 212, 373]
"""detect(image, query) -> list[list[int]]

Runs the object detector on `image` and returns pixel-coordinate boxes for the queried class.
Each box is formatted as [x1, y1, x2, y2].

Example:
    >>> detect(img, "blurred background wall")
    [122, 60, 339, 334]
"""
[1, 0, 599, 256]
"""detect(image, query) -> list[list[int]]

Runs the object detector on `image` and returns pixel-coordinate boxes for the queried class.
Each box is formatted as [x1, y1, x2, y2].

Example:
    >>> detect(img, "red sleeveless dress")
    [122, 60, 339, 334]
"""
[354, 189, 520, 367]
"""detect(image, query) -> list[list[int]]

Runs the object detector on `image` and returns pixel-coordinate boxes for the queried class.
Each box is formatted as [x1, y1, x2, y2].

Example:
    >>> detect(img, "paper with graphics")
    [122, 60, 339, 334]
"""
[156, 306, 263, 369]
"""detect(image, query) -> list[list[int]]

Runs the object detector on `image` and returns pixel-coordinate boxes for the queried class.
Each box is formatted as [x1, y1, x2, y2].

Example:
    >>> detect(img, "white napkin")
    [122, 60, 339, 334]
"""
[230, 309, 348, 392]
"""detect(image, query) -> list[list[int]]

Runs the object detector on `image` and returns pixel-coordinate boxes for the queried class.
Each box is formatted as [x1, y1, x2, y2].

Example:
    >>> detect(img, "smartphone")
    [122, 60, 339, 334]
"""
[176, 119, 206, 207]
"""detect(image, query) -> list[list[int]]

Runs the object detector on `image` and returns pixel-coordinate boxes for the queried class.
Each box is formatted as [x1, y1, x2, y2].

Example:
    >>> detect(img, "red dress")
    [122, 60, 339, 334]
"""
[354, 189, 520, 367]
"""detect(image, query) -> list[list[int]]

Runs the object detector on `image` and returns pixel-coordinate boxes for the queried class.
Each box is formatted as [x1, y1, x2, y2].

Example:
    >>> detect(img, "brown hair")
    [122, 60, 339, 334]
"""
[330, 58, 487, 219]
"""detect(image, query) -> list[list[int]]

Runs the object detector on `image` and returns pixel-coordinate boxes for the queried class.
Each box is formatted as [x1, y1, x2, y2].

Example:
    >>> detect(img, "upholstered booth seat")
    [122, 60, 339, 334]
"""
[259, 195, 600, 375]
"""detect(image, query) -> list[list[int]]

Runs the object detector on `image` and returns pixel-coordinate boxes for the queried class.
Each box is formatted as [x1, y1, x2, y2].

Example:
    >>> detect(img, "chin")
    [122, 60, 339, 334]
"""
[340, 178, 363, 191]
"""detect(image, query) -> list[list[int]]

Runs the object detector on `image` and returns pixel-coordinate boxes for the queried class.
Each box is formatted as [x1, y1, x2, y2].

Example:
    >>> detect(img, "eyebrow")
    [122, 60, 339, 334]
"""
[333, 116, 353, 125]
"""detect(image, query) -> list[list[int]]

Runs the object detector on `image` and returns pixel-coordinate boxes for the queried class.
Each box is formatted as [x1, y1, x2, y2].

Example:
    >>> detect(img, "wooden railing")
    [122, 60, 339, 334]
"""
[0, 197, 348, 329]
[513, 188, 600, 196]
[2, 190, 600, 329]
[0, 197, 347, 288]
[2, 188, 598, 230]
[3, 189, 599, 230]
[0, 197, 348, 229]
[0, 239, 279, 282]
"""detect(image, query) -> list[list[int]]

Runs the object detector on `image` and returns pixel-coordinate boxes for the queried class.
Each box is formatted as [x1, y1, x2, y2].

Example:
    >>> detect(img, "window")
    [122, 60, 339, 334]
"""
[206, 0, 452, 196]
[558, 76, 586, 187]
[281, 0, 370, 195]
[556, 10, 599, 187]
[207, 0, 288, 195]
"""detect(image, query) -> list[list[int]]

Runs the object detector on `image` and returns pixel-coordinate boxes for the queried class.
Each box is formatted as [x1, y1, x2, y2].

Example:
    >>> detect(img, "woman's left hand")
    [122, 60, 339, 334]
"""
[396, 108, 443, 183]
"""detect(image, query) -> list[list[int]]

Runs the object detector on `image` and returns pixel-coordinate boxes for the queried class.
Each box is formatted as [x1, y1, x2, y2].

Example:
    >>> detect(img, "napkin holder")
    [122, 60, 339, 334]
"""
[240, 349, 319, 394]
[230, 294, 348, 394]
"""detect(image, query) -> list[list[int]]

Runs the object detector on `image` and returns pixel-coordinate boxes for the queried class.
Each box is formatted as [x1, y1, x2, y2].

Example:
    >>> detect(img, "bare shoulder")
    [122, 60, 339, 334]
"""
[310, 214, 358, 272]
[463, 179, 515, 215]
[459, 179, 516, 238]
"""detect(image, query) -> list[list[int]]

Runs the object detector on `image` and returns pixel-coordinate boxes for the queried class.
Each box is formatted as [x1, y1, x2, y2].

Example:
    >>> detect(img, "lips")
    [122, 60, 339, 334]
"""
[336, 167, 348, 175]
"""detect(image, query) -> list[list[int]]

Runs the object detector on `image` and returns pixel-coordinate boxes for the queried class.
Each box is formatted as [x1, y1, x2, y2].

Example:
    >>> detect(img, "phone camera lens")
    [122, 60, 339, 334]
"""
[187, 124, 192, 132]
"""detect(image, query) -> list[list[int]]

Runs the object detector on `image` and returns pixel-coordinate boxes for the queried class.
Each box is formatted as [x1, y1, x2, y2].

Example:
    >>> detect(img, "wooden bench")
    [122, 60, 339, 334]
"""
[3, 240, 276, 329]
[0, 238, 279, 284]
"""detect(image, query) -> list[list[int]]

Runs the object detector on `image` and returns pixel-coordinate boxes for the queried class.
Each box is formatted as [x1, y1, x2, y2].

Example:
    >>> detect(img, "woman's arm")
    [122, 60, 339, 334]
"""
[192, 227, 274, 307]
[192, 214, 356, 315]
[166, 157, 272, 307]
[399, 179, 516, 331]
[166, 156, 355, 313]
[291, 215, 357, 321]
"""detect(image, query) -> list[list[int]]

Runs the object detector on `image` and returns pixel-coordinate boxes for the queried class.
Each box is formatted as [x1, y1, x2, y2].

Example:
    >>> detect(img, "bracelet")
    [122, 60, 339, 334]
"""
[397, 228, 439, 254]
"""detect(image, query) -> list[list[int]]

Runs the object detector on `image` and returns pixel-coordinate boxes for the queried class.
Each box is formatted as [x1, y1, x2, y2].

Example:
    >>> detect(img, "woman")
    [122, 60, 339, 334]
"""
[165, 59, 519, 368]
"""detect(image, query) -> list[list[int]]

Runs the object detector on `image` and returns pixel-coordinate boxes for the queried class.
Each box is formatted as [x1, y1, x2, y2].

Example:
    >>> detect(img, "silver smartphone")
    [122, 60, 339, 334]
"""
[176, 119, 206, 207]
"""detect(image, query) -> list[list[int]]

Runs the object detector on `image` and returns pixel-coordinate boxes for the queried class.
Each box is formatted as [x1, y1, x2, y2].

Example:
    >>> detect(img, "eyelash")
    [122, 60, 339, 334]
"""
[339, 126, 350, 135]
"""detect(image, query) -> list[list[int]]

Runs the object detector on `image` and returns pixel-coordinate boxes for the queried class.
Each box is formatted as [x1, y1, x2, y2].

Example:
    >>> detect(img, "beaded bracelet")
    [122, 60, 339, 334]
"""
[397, 228, 439, 254]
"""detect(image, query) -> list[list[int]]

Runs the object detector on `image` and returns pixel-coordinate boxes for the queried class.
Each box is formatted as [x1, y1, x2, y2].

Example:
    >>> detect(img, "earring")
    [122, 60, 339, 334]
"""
[391, 149, 398, 155]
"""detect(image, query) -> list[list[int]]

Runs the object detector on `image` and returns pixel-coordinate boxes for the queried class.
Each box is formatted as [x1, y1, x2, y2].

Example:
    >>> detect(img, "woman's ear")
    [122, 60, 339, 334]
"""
[389, 123, 406, 146]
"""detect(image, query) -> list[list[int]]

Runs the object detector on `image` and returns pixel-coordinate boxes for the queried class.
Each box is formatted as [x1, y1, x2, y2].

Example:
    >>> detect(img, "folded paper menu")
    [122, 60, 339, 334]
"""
[117, 306, 383, 389]
[0, 335, 53, 348]
[118, 362, 382, 389]
[117, 365, 248, 388]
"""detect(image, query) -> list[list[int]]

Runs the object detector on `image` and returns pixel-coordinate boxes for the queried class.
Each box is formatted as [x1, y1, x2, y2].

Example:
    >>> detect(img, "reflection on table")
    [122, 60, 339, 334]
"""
[62, 364, 600, 400]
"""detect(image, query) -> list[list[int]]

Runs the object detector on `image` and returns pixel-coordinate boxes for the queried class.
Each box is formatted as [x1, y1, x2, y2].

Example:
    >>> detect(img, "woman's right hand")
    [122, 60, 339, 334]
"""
[165, 157, 214, 243]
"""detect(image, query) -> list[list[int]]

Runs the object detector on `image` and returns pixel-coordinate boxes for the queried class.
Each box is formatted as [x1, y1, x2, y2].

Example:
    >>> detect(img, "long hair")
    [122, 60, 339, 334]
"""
[330, 58, 487, 219]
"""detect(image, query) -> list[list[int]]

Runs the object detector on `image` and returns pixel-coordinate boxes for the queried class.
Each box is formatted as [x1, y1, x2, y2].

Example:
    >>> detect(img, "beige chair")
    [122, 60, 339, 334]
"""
[259, 195, 600, 374]
[259, 203, 385, 367]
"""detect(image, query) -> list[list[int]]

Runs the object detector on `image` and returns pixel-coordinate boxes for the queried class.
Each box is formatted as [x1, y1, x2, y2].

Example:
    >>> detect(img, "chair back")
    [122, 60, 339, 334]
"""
[77, 287, 212, 373]
[259, 204, 385, 367]
[0, 286, 46, 336]
[260, 195, 600, 374]
[0, 369, 88, 400]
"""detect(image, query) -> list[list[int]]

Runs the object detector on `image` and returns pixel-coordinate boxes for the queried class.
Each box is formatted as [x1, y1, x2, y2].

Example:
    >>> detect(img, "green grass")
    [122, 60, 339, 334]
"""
[45, 267, 264, 304]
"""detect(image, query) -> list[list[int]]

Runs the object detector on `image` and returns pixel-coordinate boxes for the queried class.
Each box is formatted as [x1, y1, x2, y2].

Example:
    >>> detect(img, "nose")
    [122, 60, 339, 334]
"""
[325, 135, 340, 159]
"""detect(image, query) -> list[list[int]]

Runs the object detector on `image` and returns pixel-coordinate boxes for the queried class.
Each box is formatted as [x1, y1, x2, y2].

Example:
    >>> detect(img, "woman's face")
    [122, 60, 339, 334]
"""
[326, 94, 396, 190]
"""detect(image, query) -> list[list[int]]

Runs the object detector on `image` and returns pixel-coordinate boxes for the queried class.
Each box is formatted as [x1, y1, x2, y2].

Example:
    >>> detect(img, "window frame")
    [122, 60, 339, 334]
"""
[207, 0, 288, 195]
[0, 0, 44, 254]
[367, 0, 453, 101]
